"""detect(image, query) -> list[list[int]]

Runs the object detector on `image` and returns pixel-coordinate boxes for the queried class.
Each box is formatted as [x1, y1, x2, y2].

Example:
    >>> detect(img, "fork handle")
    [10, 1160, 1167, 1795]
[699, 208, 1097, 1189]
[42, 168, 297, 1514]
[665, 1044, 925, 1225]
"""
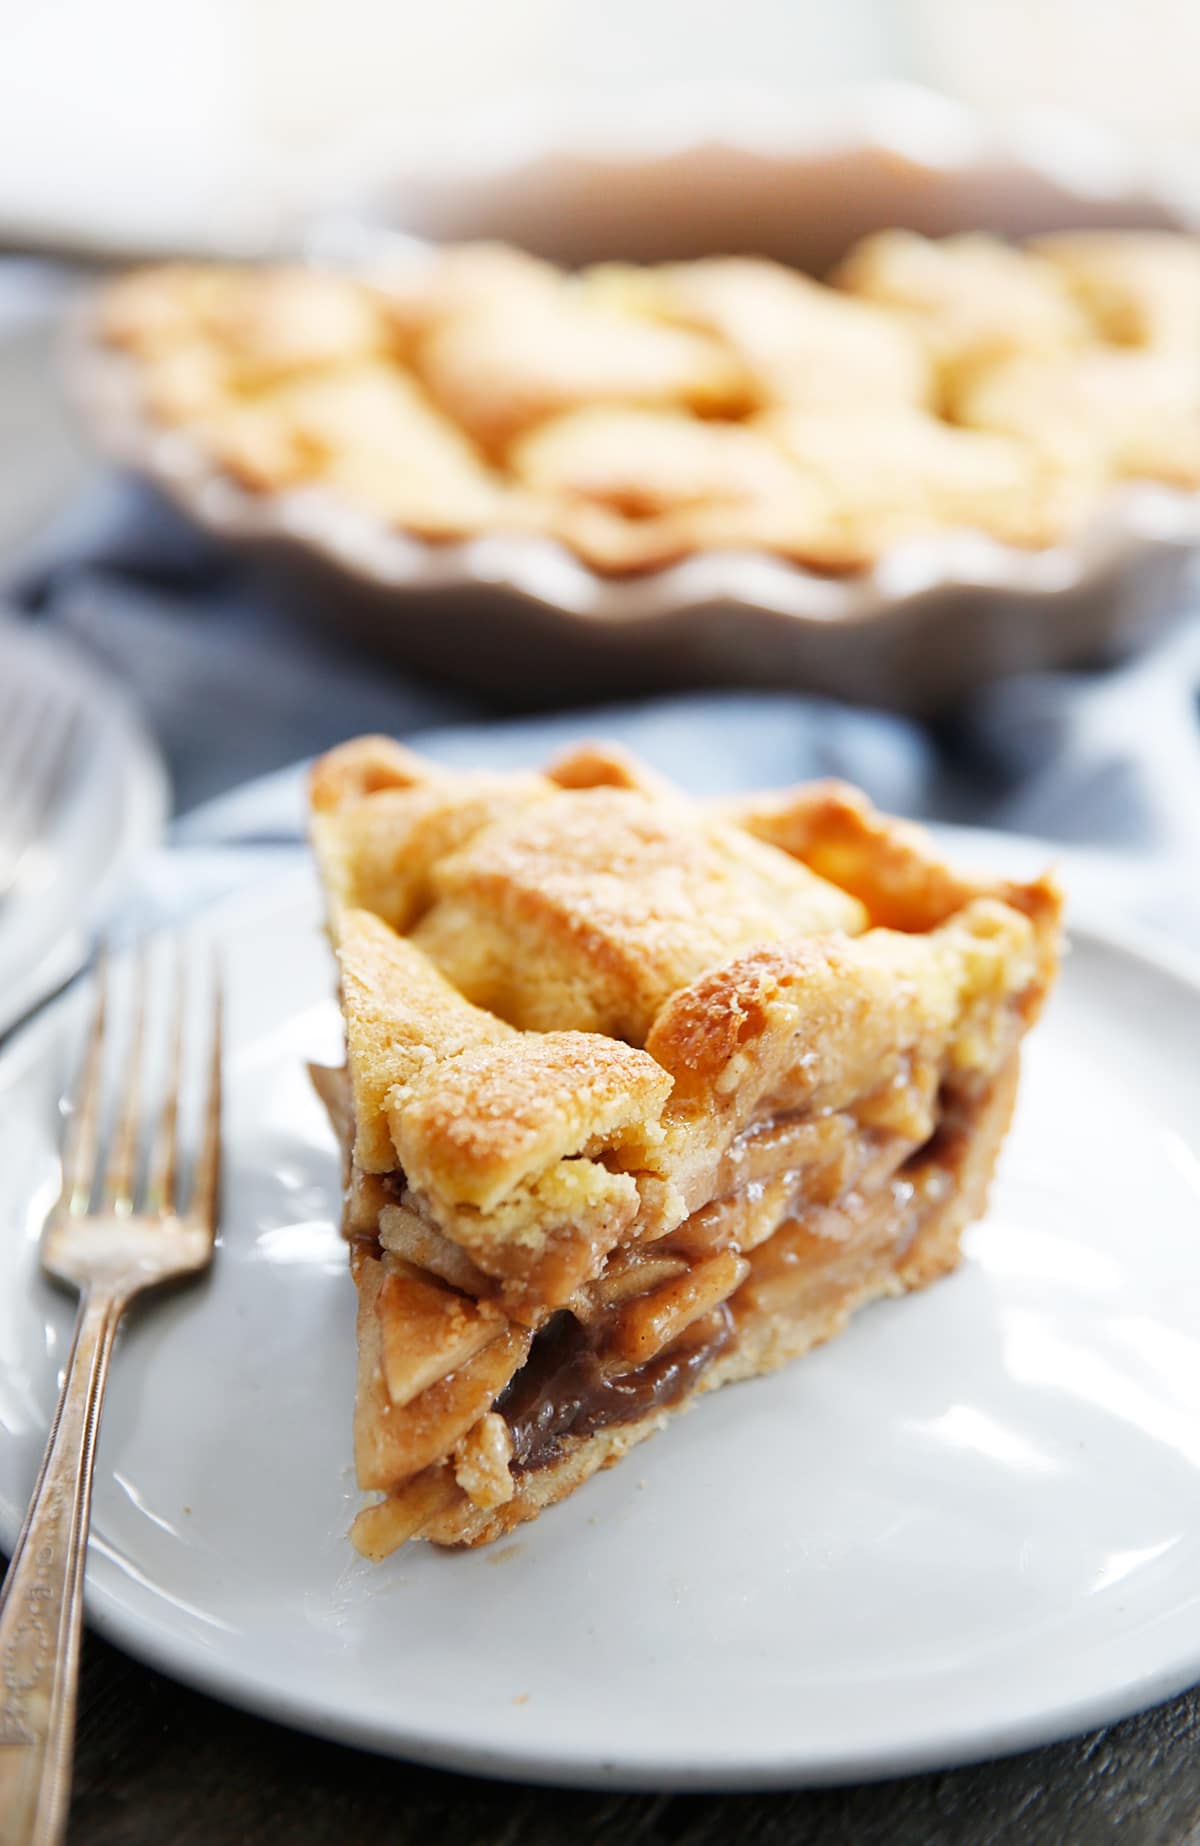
[0, 1291, 124, 1846]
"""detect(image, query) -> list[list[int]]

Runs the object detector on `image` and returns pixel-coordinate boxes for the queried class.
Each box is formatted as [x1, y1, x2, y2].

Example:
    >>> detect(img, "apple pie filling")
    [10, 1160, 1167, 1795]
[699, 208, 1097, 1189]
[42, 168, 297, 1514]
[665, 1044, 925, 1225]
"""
[341, 1046, 1014, 1512]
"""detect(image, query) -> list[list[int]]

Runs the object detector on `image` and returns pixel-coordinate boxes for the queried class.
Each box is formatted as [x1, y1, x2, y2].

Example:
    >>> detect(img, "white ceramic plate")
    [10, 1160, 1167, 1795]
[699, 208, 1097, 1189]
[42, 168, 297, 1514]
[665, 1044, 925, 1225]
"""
[0, 619, 167, 1037]
[2, 861, 1200, 1790]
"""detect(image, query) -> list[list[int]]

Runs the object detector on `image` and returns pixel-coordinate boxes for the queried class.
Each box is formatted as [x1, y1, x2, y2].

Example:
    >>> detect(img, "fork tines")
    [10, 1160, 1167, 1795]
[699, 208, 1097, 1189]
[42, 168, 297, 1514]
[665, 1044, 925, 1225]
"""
[59, 944, 222, 1230]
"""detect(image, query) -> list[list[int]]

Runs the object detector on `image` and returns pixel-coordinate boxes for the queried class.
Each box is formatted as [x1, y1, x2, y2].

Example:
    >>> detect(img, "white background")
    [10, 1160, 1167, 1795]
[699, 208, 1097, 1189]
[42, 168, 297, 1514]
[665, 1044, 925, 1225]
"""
[2, 0, 1199, 253]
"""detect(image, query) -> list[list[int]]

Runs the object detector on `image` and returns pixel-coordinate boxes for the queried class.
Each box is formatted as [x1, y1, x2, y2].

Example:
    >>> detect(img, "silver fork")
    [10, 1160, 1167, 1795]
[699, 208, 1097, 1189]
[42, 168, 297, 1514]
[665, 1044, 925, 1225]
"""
[0, 680, 79, 907]
[0, 949, 222, 1846]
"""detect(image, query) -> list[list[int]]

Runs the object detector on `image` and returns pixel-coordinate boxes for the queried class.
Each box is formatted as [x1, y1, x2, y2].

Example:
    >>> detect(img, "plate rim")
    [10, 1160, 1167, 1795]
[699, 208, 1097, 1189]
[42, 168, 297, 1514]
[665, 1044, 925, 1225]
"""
[0, 615, 169, 1038]
[1, 870, 1199, 1790]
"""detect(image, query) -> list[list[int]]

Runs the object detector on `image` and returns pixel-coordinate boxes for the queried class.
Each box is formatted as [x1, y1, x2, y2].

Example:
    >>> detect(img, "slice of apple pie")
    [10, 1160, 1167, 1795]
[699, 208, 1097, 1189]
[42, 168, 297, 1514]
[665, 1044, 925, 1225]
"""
[309, 737, 1061, 1558]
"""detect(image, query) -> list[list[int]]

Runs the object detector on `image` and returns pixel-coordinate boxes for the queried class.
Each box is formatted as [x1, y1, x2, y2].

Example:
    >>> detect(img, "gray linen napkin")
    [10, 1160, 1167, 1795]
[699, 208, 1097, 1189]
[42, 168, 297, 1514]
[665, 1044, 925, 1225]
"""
[8, 478, 1199, 947]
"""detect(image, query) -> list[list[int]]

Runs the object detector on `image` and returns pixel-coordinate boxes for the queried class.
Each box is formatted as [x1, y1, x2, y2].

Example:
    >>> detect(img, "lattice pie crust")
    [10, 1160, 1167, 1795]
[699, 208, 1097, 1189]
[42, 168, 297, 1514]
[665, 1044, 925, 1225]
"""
[98, 231, 1200, 573]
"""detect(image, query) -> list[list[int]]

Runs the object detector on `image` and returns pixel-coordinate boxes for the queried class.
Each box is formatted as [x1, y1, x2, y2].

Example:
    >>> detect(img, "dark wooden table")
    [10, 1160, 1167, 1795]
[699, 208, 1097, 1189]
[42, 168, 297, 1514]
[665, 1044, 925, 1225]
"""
[40, 1606, 1200, 1845]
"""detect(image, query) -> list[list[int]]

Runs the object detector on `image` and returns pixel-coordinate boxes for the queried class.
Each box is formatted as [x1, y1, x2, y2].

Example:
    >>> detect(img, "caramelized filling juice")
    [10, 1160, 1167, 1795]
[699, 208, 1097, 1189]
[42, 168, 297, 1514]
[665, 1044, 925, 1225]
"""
[498, 1306, 734, 1471]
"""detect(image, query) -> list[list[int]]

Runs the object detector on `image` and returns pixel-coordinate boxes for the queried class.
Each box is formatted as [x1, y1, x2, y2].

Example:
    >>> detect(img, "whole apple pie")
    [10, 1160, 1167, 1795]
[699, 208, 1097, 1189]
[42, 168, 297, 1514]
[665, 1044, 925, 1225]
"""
[94, 230, 1200, 575]
[308, 736, 1061, 1558]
